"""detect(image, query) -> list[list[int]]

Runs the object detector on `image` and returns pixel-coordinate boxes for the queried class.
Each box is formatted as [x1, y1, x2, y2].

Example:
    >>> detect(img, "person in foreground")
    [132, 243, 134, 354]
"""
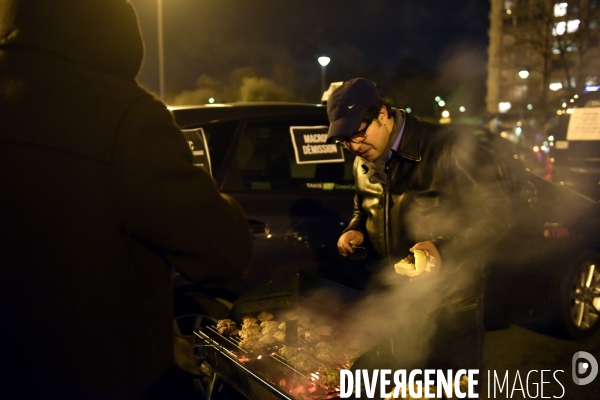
[0, 1, 252, 398]
[327, 78, 509, 393]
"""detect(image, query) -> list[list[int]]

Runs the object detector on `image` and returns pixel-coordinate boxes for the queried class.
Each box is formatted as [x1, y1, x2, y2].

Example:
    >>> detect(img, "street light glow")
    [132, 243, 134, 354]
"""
[438, 100, 446, 107]
[459, 106, 466, 112]
[435, 96, 441, 102]
[499, 102, 511, 113]
[441, 110, 450, 118]
[518, 70, 530, 79]
[549, 82, 563, 91]
[317, 56, 331, 66]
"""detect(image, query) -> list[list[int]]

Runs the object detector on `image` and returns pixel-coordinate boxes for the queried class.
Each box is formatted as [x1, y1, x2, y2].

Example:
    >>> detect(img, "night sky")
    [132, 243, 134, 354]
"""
[131, 0, 490, 97]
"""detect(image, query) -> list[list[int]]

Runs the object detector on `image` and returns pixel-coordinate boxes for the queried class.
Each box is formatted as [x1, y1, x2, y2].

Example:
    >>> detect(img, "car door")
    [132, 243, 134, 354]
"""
[214, 115, 367, 293]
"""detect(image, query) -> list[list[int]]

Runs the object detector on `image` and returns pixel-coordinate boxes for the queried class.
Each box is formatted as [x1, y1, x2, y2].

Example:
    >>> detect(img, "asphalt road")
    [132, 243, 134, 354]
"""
[481, 325, 600, 399]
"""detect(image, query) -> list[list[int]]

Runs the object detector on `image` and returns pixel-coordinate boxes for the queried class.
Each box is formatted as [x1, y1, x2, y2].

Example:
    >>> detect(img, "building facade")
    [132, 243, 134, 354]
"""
[487, 0, 600, 118]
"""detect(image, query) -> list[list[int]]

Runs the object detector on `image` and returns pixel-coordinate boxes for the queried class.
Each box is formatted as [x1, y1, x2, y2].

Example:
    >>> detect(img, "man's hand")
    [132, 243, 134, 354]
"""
[337, 230, 365, 257]
[409, 241, 442, 281]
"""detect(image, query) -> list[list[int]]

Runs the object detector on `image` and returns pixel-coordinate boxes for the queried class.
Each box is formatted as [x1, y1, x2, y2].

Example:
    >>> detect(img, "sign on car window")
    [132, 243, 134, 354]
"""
[567, 108, 600, 141]
[181, 128, 212, 176]
[289, 126, 345, 164]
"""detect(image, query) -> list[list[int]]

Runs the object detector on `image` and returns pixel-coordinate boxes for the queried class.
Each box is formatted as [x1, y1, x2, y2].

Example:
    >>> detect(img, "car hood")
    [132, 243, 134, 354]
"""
[0, 0, 144, 80]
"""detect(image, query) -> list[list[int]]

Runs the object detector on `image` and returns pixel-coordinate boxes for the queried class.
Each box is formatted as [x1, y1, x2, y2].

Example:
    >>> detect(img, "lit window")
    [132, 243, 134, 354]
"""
[549, 82, 563, 91]
[513, 84, 528, 99]
[499, 102, 512, 113]
[585, 76, 598, 86]
[552, 41, 561, 54]
[567, 19, 580, 33]
[553, 21, 567, 35]
[554, 3, 568, 17]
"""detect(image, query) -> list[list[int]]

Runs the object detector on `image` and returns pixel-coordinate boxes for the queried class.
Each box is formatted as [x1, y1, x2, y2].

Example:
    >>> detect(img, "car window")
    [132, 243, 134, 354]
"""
[196, 120, 238, 177]
[223, 119, 356, 191]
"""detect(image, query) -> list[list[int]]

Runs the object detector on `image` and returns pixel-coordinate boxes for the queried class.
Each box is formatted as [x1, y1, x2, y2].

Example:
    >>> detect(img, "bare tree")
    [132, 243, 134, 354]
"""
[506, 0, 600, 112]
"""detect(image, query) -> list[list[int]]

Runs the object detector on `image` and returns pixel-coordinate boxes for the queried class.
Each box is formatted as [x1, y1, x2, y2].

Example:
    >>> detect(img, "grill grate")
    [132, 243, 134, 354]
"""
[197, 325, 344, 395]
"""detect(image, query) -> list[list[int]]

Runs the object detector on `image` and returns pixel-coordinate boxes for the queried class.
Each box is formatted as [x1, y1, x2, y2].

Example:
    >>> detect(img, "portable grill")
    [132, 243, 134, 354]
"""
[194, 272, 372, 400]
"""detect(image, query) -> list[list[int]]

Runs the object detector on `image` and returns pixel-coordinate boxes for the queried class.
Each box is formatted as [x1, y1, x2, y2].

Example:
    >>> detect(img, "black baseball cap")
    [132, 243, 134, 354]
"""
[326, 78, 381, 142]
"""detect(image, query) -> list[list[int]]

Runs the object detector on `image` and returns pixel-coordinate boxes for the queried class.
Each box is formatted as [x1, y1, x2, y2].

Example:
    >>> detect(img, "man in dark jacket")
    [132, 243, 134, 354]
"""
[327, 78, 508, 393]
[0, 1, 252, 398]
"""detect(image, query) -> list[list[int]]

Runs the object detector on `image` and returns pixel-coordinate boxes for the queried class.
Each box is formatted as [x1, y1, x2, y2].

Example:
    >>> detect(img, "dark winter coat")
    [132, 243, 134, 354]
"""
[0, 1, 252, 398]
[346, 112, 509, 308]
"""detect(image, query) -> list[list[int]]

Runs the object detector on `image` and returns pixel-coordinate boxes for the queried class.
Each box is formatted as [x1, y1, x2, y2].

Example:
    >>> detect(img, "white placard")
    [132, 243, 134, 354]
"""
[566, 107, 600, 141]
[181, 128, 212, 176]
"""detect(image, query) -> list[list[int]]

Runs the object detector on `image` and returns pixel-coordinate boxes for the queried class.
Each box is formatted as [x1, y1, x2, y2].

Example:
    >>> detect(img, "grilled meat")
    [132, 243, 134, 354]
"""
[216, 319, 239, 336]
[257, 311, 274, 321]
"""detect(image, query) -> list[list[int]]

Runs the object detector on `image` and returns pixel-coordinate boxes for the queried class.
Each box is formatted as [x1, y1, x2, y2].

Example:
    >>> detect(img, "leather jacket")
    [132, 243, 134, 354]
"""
[346, 112, 509, 303]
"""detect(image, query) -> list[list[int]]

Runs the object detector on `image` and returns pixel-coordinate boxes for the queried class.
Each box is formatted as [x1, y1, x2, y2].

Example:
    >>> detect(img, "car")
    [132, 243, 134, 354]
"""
[546, 90, 600, 202]
[169, 102, 600, 340]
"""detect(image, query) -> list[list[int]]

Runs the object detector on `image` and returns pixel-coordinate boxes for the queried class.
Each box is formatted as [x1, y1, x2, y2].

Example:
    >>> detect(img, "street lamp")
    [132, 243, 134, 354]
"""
[318, 56, 331, 97]
[157, 0, 165, 102]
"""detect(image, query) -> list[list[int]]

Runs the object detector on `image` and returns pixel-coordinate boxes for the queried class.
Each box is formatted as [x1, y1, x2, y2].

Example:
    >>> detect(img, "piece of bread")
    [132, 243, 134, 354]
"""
[394, 249, 431, 277]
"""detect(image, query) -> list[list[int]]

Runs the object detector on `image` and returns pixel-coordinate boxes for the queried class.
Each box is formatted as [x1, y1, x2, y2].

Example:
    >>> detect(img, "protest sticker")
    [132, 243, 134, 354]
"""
[566, 107, 600, 141]
[181, 128, 212, 176]
[290, 126, 345, 164]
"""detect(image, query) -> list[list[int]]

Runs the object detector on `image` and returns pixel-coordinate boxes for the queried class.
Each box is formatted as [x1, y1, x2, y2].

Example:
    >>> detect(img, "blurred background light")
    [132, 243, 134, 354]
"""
[499, 102, 511, 113]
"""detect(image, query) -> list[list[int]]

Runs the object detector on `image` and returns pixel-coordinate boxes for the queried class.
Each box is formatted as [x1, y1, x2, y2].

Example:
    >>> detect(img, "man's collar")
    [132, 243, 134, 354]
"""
[396, 112, 422, 162]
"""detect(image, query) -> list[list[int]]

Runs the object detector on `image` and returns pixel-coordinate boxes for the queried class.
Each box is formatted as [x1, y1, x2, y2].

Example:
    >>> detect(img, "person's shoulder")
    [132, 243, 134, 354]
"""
[406, 114, 456, 138]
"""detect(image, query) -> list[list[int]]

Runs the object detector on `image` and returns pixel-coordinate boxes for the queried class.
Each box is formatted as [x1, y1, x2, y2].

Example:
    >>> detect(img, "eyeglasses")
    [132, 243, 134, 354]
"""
[334, 120, 372, 149]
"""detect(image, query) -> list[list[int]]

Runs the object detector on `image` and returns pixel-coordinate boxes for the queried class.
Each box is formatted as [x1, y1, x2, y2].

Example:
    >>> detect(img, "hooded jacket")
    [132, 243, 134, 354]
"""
[346, 113, 509, 309]
[0, 1, 252, 398]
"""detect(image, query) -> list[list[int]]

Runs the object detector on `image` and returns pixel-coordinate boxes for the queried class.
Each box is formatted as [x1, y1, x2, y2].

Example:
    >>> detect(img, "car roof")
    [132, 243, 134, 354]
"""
[169, 102, 328, 127]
